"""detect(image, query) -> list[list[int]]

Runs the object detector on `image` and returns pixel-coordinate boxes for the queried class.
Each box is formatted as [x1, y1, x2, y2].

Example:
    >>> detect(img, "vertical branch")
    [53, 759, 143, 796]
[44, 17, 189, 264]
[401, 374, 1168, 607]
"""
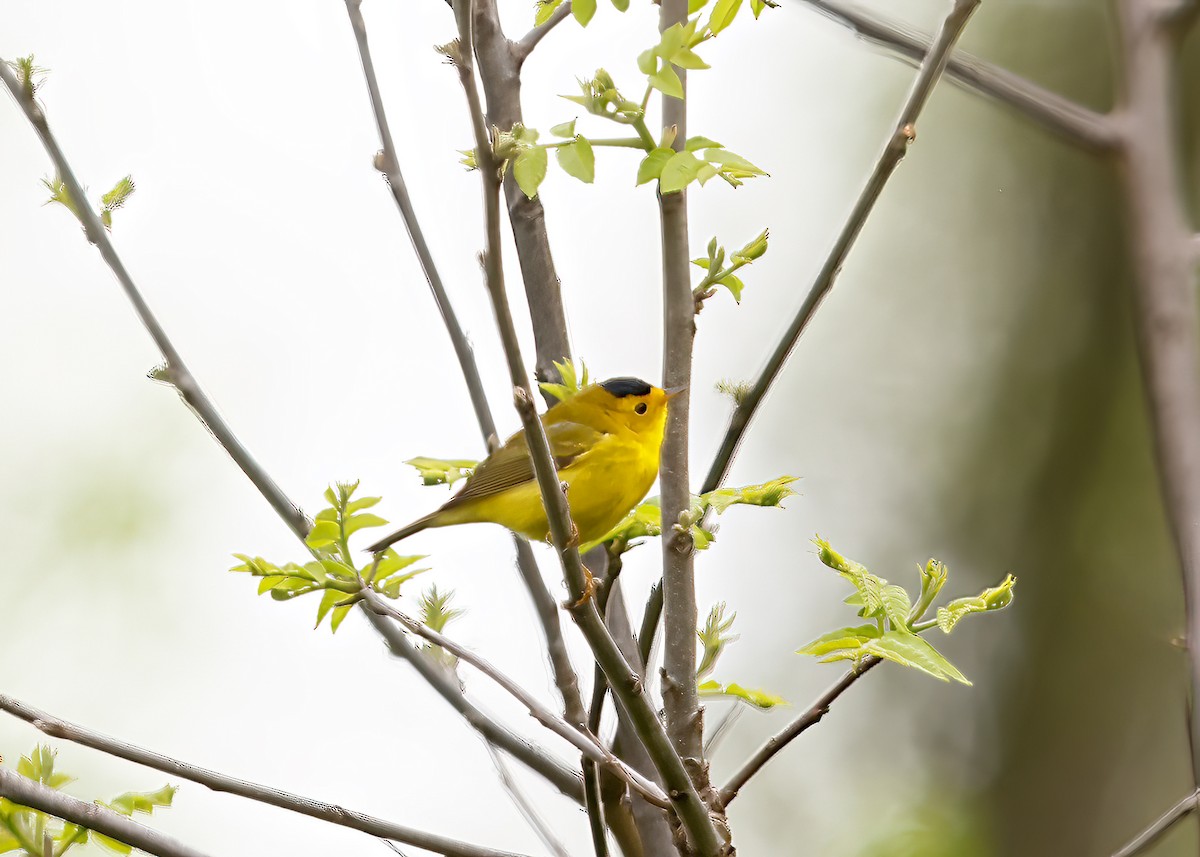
[656, 0, 707, 799]
[451, 4, 722, 852]
[1114, 0, 1200, 796]
[472, 0, 573, 389]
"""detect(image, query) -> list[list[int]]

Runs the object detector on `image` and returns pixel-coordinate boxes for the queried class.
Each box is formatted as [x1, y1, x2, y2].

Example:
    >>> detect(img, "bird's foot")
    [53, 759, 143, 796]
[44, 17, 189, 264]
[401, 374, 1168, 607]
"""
[563, 564, 597, 611]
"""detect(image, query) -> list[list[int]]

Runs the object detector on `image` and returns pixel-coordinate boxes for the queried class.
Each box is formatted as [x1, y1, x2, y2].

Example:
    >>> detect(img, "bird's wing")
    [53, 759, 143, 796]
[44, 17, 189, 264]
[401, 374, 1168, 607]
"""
[443, 420, 604, 507]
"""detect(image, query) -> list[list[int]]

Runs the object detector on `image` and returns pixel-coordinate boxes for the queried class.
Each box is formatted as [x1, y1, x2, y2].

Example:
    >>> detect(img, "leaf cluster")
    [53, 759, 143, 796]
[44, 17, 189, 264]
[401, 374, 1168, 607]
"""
[0, 746, 174, 856]
[41, 173, 136, 231]
[636, 135, 766, 194]
[231, 481, 428, 632]
[695, 603, 786, 709]
[692, 229, 769, 304]
[798, 539, 1016, 684]
[595, 475, 798, 554]
[538, 358, 591, 403]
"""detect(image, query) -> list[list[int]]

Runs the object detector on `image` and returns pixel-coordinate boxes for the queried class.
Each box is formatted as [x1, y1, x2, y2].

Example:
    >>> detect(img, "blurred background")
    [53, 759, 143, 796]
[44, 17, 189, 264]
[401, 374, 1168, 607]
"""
[2, 0, 1198, 854]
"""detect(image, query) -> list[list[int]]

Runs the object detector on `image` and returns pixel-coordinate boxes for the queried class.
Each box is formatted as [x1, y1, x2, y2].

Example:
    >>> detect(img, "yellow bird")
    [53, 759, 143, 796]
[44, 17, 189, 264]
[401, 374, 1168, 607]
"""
[367, 377, 676, 554]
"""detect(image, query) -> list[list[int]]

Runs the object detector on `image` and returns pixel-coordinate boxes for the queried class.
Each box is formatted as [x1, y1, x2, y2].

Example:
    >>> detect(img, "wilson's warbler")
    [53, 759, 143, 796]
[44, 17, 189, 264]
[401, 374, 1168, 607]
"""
[367, 377, 677, 554]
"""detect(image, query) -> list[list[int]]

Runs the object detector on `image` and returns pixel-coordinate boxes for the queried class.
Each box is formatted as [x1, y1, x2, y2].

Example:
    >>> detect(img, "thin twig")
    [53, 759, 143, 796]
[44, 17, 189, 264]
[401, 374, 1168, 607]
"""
[341, 0, 497, 445]
[361, 587, 669, 808]
[485, 746, 574, 857]
[719, 658, 881, 804]
[0, 58, 310, 541]
[363, 609, 585, 801]
[514, 2, 574, 63]
[451, 3, 723, 850]
[341, 0, 586, 732]
[1110, 790, 1200, 857]
[0, 694, 533, 857]
[1113, 0, 1200, 806]
[794, 0, 1118, 152]
[701, 0, 981, 496]
[0, 768, 210, 857]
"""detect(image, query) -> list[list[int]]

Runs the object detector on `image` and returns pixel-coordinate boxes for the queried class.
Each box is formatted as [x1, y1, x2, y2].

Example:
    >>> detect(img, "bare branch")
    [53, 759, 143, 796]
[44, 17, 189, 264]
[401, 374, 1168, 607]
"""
[0, 695, 526, 857]
[363, 609, 585, 801]
[485, 746, 574, 857]
[1110, 790, 1200, 857]
[0, 57, 310, 541]
[0, 768, 210, 857]
[718, 658, 881, 804]
[701, 0, 981, 496]
[341, 0, 497, 445]
[341, 0, 586, 731]
[515, 2, 574, 63]
[1113, 0, 1200, 802]
[451, 2, 723, 850]
[361, 587, 670, 808]
[794, 0, 1118, 152]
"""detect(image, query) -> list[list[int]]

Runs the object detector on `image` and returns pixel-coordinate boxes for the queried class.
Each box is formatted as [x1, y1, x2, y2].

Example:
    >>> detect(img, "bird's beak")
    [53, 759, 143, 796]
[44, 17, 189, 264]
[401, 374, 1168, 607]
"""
[664, 385, 687, 400]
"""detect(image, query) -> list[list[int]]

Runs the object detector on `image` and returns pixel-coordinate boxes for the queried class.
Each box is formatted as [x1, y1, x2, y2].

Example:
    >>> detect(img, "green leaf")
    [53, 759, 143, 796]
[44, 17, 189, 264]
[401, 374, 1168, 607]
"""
[863, 630, 971, 685]
[880, 584, 913, 630]
[732, 227, 769, 262]
[346, 495, 381, 514]
[344, 512, 388, 538]
[637, 48, 658, 76]
[549, 119, 576, 138]
[698, 680, 786, 709]
[380, 567, 429, 598]
[636, 147, 675, 186]
[104, 785, 175, 816]
[305, 519, 341, 549]
[556, 137, 595, 183]
[697, 602, 737, 680]
[513, 146, 548, 199]
[315, 588, 342, 629]
[405, 457, 479, 487]
[648, 64, 683, 99]
[685, 135, 723, 152]
[534, 0, 565, 25]
[691, 257, 711, 269]
[93, 833, 134, 855]
[539, 358, 590, 402]
[796, 623, 881, 658]
[688, 0, 711, 11]
[100, 175, 135, 212]
[611, 0, 629, 9]
[671, 47, 710, 70]
[330, 603, 353, 633]
[573, 0, 597, 25]
[659, 150, 702, 193]
[708, 0, 743, 33]
[421, 584, 466, 633]
[703, 148, 767, 175]
[937, 574, 1017, 633]
[719, 274, 743, 302]
[702, 475, 798, 514]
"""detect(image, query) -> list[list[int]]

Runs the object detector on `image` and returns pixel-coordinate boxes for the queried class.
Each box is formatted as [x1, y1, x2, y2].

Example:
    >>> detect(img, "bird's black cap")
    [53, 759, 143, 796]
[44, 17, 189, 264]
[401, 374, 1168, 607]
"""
[600, 377, 653, 398]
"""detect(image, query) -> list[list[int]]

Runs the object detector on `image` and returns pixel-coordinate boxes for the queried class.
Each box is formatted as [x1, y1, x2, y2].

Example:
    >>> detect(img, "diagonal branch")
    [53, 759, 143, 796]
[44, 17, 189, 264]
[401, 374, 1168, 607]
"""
[0, 58, 310, 542]
[361, 586, 669, 808]
[1110, 790, 1200, 857]
[794, 0, 1118, 152]
[515, 2, 574, 63]
[340, 0, 586, 732]
[718, 658, 881, 804]
[342, 0, 497, 445]
[0, 768, 210, 857]
[363, 610, 585, 801]
[485, 745, 573, 857]
[451, 2, 723, 851]
[0, 694, 530, 857]
[702, 0, 981, 496]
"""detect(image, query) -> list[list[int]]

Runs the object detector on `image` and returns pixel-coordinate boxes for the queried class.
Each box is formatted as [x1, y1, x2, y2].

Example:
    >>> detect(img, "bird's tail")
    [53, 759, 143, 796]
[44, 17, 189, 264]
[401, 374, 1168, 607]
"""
[366, 512, 439, 555]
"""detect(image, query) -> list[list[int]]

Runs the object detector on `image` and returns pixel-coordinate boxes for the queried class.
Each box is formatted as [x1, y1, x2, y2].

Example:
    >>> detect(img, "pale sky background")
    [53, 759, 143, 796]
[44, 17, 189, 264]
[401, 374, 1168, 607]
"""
[0, 1, 1030, 854]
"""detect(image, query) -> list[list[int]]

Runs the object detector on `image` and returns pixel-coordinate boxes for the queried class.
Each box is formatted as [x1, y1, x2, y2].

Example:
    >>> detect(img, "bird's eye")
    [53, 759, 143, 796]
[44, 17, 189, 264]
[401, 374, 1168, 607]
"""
[634, 402, 648, 415]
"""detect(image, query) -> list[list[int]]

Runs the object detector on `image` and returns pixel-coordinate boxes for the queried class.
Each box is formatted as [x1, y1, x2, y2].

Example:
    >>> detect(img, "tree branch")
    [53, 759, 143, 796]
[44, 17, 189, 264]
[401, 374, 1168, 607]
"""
[0, 694, 529, 857]
[340, 0, 586, 733]
[360, 586, 669, 808]
[0, 58, 310, 542]
[1110, 789, 1200, 857]
[473, 0, 573, 391]
[363, 609, 585, 801]
[718, 658, 881, 804]
[794, 0, 1118, 152]
[701, 0, 981, 496]
[514, 3, 574, 63]
[1113, 0, 1200, 805]
[342, 0, 497, 445]
[484, 746, 573, 857]
[451, 3, 723, 850]
[0, 768, 210, 857]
